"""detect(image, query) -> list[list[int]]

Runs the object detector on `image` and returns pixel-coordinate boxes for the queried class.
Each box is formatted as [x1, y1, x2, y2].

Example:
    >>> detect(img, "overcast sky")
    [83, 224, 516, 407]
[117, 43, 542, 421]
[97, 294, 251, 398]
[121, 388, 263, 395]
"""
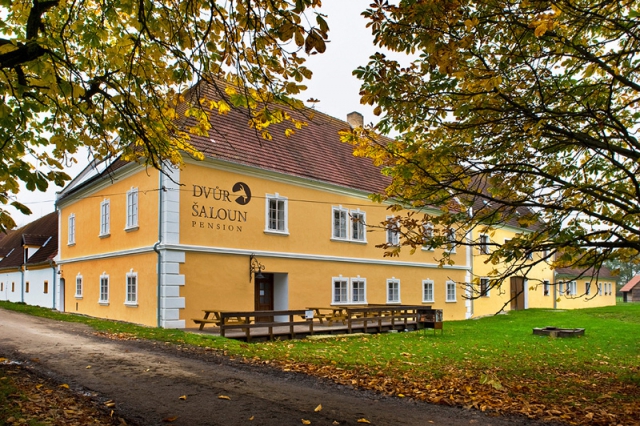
[12, 0, 378, 227]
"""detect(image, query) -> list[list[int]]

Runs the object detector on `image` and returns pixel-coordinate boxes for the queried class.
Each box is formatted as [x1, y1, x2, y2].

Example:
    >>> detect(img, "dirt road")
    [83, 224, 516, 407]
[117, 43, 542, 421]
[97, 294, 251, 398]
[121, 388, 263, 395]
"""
[0, 309, 552, 426]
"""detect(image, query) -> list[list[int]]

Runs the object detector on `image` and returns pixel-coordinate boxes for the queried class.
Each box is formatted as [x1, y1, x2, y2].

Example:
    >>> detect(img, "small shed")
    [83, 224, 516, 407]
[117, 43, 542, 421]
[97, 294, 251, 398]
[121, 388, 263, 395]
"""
[620, 275, 640, 303]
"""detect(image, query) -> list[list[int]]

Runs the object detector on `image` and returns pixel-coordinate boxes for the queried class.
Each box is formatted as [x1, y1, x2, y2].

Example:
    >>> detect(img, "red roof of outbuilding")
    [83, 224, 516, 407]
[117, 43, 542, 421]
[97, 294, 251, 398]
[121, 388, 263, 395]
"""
[620, 275, 640, 292]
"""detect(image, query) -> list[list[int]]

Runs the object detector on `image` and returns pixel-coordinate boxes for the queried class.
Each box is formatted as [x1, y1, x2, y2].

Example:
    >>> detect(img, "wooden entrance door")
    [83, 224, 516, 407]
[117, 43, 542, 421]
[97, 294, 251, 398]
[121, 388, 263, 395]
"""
[510, 277, 525, 310]
[254, 273, 274, 322]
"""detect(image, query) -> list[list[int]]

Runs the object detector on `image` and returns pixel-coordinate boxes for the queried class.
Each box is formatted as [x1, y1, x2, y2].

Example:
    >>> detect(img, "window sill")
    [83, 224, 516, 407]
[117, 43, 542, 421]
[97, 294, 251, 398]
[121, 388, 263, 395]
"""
[125, 226, 139, 232]
[422, 300, 434, 304]
[67, 243, 76, 247]
[445, 299, 457, 303]
[264, 229, 289, 236]
[99, 233, 110, 239]
[386, 301, 401, 304]
[421, 247, 435, 252]
[98, 301, 110, 306]
[75, 296, 83, 300]
[330, 238, 367, 244]
[331, 302, 368, 306]
[124, 302, 138, 307]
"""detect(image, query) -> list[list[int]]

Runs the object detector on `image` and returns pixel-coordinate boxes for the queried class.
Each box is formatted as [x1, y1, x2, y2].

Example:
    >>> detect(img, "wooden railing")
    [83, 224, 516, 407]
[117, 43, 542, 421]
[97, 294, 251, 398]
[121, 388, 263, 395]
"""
[219, 309, 313, 342]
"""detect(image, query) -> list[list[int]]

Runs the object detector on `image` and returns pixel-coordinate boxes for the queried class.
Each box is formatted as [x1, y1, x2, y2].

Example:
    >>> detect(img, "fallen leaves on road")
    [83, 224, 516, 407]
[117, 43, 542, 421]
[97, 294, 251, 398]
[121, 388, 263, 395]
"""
[162, 415, 178, 422]
[314, 404, 322, 412]
[357, 418, 371, 423]
[179, 395, 187, 400]
[218, 395, 231, 400]
[301, 419, 311, 424]
[0, 362, 125, 425]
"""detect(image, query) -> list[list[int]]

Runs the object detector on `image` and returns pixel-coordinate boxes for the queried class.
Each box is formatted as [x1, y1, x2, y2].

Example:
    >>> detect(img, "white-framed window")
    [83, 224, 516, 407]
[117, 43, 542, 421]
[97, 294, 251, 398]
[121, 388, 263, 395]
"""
[479, 234, 490, 254]
[446, 280, 457, 302]
[352, 278, 366, 303]
[68, 214, 76, 245]
[598, 282, 603, 295]
[567, 281, 577, 296]
[100, 199, 110, 236]
[265, 193, 288, 234]
[446, 229, 457, 253]
[386, 216, 400, 246]
[350, 210, 366, 242]
[422, 279, 435, 303]
[585, 281, 591, 295]
[332, 206, 348, 240]
[332, 206, 366, 242]
[75, 274, 83, 298]
[126, 187, 139, 229]
[480, 278, 490, 297]
[332, 277, 348, 303]
[125, 270, 138, 305]
[559, 281, 565, 295]
[386, 279, 401, 303]
[99, 273, 109, 304]
[606, 283, 612, 295]
[332, 276, 367, 304]
[543, 280, 550, 296]
[422, 223, 434, 251]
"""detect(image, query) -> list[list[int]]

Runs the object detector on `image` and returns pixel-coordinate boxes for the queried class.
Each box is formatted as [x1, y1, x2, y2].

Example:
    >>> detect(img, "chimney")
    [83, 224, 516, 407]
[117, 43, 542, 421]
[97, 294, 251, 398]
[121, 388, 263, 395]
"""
[347, 111, 364, 128]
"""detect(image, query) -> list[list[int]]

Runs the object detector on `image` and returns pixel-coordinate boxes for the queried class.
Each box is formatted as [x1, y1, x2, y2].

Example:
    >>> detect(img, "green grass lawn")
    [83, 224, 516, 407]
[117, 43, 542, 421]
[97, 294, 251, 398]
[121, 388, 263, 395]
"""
[2, 301, 639, 424]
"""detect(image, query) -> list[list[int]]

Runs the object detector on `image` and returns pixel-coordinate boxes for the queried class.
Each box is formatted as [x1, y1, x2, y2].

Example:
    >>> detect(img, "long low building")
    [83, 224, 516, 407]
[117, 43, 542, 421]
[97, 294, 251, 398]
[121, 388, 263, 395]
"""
[49, 79, 616, 327]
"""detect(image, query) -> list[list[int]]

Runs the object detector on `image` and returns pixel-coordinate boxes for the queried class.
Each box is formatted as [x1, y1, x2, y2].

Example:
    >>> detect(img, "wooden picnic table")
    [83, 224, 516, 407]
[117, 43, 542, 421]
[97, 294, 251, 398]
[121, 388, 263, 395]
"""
[192, 309, 251, 330]
[305, 306, 369, 325]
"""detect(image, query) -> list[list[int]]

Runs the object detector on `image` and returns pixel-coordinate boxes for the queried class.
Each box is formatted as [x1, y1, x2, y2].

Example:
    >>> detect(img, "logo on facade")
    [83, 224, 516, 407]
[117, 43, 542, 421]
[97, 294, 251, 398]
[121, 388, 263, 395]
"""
[191, 182, 251, 232]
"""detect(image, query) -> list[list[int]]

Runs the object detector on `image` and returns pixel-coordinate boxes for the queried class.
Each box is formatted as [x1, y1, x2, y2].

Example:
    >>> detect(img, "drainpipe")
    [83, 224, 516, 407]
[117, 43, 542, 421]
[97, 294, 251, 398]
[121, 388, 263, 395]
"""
[155, 170, 165, 328]
[467, 230, 474, 318]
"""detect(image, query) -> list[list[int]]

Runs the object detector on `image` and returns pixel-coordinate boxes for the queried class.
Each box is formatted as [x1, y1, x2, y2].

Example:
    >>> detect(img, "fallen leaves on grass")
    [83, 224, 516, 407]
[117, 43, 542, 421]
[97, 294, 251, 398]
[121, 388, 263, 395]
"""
[246, 358, 640, 426]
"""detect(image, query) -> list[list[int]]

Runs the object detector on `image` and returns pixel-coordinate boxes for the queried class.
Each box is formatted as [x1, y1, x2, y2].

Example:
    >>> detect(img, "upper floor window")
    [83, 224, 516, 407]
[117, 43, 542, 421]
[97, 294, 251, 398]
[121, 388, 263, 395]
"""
[99, 273, 109, 304]
[559, 281, 565, 295]
[543, 280, 550, 296]
[265, 193, 288, 234]
[100, 199, 110, 237]
[479, 234, 490, 254]
[332, 276, 367, 305]
[125, 270, 138, 305]
[75, 274, 83, 298]
[386, 217, 400, 246]
[446, 280, 457, 302]
[126, 188, 139, 229]
[332, 207, 366, 242]
[422, 223, 434, 251]
[480, 278, 490, 297]
[422, 279, 434, 303]
[350, 210, 366, 242]
[387, 279, 401, 303]
[68, 214, 76, 245]
[332, 206, 348, 239]
[446, 229, 457, 253]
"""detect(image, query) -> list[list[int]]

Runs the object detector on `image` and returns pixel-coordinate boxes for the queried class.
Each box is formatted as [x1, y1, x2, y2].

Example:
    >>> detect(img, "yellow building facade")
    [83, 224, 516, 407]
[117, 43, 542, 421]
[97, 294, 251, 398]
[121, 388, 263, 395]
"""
[57, 106, 473, 328]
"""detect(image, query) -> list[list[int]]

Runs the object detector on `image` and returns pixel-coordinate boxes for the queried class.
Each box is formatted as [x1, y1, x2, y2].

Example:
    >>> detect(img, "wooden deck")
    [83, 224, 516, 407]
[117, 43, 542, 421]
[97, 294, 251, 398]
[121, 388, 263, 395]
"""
[187, 306, 442, 342]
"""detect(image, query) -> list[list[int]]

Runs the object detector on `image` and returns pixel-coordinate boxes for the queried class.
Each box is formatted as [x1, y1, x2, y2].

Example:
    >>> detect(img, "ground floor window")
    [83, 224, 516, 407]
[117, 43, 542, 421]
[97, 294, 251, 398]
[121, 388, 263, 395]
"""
[332, 277, 367, 304]
[44, 281, 49, 294]
[99, 274, 109, 304]
[422, 280, 434, 303]
[75, 274, 83, 298]
[126, 270, 138, 305]
[25, 282, 29, 293]
[585, 281, 591, 295]
[446, 280, 457, 302]
[480, 278, 490, 297]
[543, 280, 550, 296]
[386, 279, 400, 303]
[567, 281, 577, 296]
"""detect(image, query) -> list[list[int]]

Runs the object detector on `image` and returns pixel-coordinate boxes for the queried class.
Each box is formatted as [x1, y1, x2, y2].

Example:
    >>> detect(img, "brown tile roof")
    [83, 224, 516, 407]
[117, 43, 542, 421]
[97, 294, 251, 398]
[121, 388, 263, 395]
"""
[0, 212, 58, 269]
[620, 275, 640, 292]
[180, 79, 390, 194]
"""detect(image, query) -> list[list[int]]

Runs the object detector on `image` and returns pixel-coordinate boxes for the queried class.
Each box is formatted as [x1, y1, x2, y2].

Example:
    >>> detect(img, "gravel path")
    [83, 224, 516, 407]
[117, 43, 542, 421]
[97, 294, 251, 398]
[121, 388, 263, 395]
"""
[0, 309, 554, 426]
